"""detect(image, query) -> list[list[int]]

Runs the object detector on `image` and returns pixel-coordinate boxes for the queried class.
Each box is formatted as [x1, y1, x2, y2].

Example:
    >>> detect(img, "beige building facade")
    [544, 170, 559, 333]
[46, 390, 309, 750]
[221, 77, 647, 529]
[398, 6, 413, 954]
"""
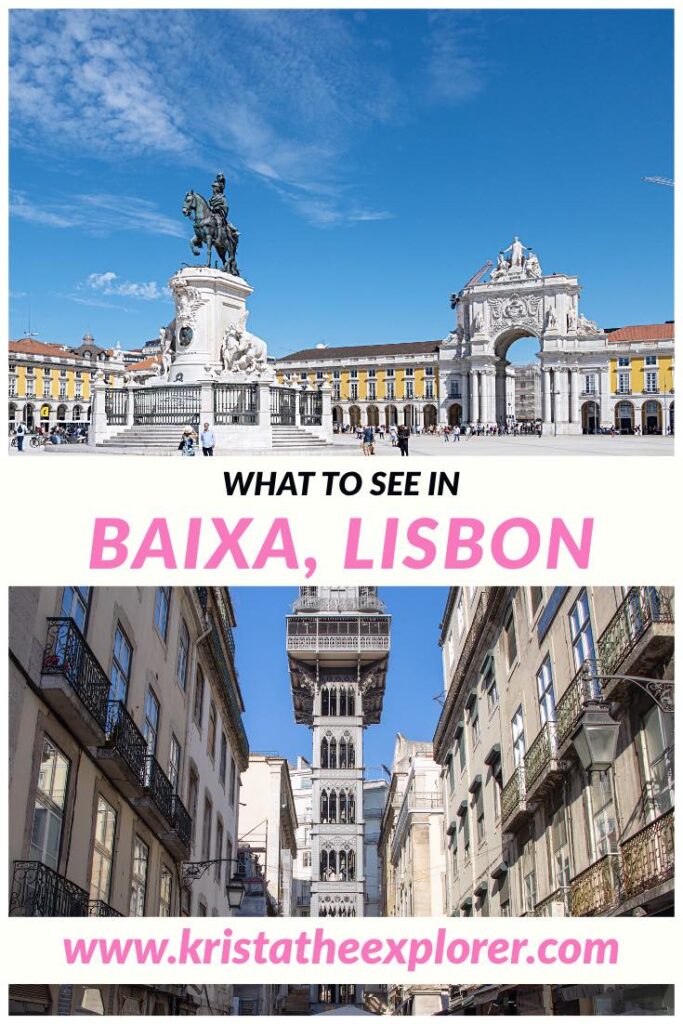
[434, 586, 674, 921]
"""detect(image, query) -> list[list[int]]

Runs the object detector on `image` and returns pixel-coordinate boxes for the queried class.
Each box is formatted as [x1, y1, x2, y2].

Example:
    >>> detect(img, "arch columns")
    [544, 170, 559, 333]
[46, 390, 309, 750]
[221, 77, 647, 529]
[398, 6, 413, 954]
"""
[542, 367, 552, 426]
[569, 367, 580, 425]
[469, 370, 479, 423]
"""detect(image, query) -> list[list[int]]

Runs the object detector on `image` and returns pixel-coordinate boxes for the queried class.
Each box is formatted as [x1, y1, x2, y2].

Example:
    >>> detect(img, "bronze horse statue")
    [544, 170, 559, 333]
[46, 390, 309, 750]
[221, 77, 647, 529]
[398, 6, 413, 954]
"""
[182, 191, 240, 276]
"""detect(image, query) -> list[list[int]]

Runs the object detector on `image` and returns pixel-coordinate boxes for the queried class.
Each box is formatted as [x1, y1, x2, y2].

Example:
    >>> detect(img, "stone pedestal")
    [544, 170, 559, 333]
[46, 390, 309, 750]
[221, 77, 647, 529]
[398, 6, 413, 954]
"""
[166, 266, 254, 385]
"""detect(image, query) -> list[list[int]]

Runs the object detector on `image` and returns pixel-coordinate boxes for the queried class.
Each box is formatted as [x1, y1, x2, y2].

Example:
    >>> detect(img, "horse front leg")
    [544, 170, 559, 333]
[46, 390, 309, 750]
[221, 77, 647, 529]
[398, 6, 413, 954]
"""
[206, 239, 213, 267]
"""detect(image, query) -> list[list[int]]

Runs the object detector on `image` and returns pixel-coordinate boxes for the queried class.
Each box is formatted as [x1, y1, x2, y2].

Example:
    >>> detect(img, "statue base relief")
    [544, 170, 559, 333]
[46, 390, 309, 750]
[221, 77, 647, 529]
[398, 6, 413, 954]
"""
[159, 265, 254, 386]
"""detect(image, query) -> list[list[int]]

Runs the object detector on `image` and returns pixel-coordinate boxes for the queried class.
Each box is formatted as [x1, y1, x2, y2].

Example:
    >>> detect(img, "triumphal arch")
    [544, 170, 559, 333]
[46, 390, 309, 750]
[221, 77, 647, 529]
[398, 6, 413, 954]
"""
[439, 238, 611, 433]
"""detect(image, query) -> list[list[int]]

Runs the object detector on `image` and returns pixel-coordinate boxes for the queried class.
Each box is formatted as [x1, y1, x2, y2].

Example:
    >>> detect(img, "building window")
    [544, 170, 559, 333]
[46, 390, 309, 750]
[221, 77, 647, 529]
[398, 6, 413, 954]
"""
[640, 705, 674, 818]
[202, 795, 213, 861]
[492, 763, 503, 820]
[159, 866, 173, 916]
[215, 820, 224, 882]
[457, 730, 466, 772]
[110, 624, 132, 705]
[504, 608, 517, 668]
[512, 707, 525, 767]
[617, 357, 630, 367]
[617, 372, 630, 394]
[456, 592, 465, 636]
[386, 381, 395, 399]
[207, 701, 217, 760]
[219, 732, 227, 787]
[168, 735, 181, 793]
[350, 370, 358, 379]
[644, 371, 659, 393]
[142, 688, 160, 755]
[644, 354, 658, 366]
[30, 737, 70, 870]
[483, 657, 498, 712]
[333, 385, 341, 400]
[536, 657, 556, 725]
[60, 586, 91, 631]
[550, 804, 571, 889]
[583, 374, 596, 395]
[462, 811, 471, 860]
[367, 382, 376, 400]
[153, 587, 171, 640]
[188, 769, 199, 845]
[89, 796, 117, 904]
[176, 620, 189, 690]
[589, 771, 618, 857]
[449, 379, 460, 398]
[193, 671, 205, 728]
[470, 698, 480, 748]
[302, 850, 311, 868]
[528, 587, 544, 617]
[475, 787, 485, 844]
[569, 590, 595, 671]
[229, 757, 237, 807]
[130, 837, 149, 916]
[350, 381, 358, 400]
[226, 836, 234, 886]
[405, 380, 414, 399]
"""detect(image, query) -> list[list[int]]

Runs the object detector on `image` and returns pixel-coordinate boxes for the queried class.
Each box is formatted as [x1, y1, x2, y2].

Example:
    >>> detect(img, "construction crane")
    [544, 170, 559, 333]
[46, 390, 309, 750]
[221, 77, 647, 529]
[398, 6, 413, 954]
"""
[642, 176, 674, 187]
[450, 259, 493, 309]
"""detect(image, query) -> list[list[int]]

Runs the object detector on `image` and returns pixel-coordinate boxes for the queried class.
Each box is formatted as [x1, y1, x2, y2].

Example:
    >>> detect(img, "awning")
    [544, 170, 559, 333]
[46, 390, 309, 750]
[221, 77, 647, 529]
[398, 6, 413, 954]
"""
[484, 743, 501, 766]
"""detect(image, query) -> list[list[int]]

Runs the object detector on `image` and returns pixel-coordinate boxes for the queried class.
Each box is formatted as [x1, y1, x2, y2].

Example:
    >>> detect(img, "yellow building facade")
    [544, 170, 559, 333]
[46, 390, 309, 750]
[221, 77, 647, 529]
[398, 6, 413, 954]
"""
[607, 323, 675, 434]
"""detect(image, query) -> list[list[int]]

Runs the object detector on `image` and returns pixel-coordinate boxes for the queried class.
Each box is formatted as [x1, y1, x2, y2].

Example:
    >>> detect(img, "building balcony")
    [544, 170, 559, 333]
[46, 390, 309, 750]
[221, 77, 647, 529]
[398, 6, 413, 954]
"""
[95, 700, 148, 798]
[134, 754, 175, 836]
[556, 664, 606, 753]
[532, 887, 570, 917]
[286, 618, 391, 659]
[40, 617, 110, 747]
[596, 588, 674, 695]
[524, 722, 565, 802]
[207, 622, 249, 764]
[620, 809, 674, 903]
[11, 861, 84, 917]
[500, 766, 529, 832]
[162, 794, 193, 860]
[569, 854, 620, 916]
[292, 592, 386, 613]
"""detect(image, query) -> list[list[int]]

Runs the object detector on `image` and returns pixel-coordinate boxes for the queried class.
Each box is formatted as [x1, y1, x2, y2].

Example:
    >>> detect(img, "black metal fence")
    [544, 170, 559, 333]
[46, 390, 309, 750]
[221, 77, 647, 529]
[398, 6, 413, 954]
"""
[42, 618, 110, 730]
[143, 754, 175, 825]
[271, 387, 297, 425]
[133, 386, 201, 425]
[300, 389, 323, 426]
[170, 794, 193, 849]
[214, 383, 258, 425]
[104, 700, 147, 785]
[10, 861, 89, 917]
[104, 388, 128, 425]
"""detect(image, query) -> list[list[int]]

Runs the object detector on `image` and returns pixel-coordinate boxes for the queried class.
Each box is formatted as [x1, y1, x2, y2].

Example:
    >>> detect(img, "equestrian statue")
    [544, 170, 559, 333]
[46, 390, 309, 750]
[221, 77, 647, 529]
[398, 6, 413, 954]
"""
[182, 173, 240, 276]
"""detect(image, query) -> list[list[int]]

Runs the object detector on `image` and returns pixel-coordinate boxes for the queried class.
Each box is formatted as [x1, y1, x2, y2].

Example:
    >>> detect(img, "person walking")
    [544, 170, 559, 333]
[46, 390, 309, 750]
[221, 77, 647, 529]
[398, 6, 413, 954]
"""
[15, 421, 26, 452]
[200, 421, 216, 456]
[453, 424, 461, 443]
[443, 426, 450, 443]
[397, 423, 410, 457]
[178, 426, 198, 456]
[361, 424, 375, 455]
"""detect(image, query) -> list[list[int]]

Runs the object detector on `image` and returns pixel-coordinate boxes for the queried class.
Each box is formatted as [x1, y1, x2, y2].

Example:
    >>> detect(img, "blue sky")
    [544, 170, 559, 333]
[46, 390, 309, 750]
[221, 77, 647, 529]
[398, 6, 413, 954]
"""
[10, 10, 673, 359]
[231, 587, 447, 772]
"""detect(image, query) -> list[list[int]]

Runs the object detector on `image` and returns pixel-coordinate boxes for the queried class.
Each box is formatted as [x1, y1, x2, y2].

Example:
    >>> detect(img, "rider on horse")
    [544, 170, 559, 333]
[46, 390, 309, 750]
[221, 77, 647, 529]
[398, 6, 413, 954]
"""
[209, 173, 229, 235]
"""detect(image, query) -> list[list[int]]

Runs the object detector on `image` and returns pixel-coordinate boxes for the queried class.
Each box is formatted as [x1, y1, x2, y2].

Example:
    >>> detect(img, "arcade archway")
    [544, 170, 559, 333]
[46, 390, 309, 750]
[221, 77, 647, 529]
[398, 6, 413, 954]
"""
[581, 400, 600, 435]
[332, 406, 343, 429]
[494, 328, 542, 425]
[423, 404, 437, 430]
[348, 405, 361, 429]
[403, 405, 415, 429]
[615, 401, 634, 433]
[642, 400, 662, 435]
[23, 404, 35, 429]
[385, 405, 397, 428]
[448, 403, 462, 427]
[366, 405, 379, 427]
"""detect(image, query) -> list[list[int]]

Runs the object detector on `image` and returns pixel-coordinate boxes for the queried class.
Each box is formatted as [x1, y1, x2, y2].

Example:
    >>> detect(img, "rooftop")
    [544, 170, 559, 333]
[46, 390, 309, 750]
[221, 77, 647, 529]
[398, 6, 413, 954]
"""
[277, 340, 442, 362]
[605, 322, 674, 343]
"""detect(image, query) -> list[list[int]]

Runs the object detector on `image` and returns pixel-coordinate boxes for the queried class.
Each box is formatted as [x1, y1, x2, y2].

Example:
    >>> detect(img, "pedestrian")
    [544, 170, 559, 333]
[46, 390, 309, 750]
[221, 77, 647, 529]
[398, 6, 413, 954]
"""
[397, 423, 410, 457]
[361, 424, 375, 456]
[389, 425, 398, 447]
[443, 426, 450, 443]
[15, 421, 26, 452]
[453, 425, 460, 443]
[178, 425, 197, 456]
[200, 421, 216, 456]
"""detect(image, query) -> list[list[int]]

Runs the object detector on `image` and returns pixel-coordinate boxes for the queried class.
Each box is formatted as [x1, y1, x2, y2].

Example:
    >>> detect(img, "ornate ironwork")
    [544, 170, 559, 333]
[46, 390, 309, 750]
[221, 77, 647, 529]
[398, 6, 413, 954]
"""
[597, 587, 673, 677]
[270, 387, 297, 425]
[556, 664, 602, 746]
[532, 887, 570, 917]
[620, 808, 674, 900]
[598, 673, 674, 713]
[170, 793, 193, 850]
[104, 388, 128, 425]
[214, 383, 258, 425]
[569, 854, 620, 916]
[501, 765, 526, 825]
[10, 861, 89, 917]
[88, 899, 123, 917]
[42, 618, 110, 730]
[143, 754, 175, 825]
[207, 623, 249, 763]
[299, 389, 323, 426]
[292, 591, 386, 613]
[525, 721, 560, 790]
[133, 385, 201, 425]
[103, 701, 147, 785]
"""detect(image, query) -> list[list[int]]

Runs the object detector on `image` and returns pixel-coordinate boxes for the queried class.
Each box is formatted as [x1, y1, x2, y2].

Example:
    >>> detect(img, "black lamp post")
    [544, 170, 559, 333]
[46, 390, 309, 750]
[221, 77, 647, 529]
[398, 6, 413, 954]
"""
[181, 859, 246, 911]
[571, 702, 621, 773]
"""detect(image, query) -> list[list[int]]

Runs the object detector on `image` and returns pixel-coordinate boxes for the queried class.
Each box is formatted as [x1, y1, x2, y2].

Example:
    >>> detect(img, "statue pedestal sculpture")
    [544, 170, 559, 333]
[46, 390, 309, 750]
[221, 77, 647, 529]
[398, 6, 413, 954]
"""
[165, 266, 254, 385]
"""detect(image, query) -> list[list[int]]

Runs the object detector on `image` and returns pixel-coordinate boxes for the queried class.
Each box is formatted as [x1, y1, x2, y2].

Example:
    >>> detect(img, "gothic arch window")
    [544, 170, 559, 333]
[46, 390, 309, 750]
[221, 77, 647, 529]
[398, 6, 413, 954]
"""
[339, 790, 347, 822]
[320, 849, 328, 877]
[321, 790, 328, 822]
[339, 849, 347, 880]
[329, 687, 337, 716]
[321, 737, 328, 768]
[321, 687, 329, 716]
[348, 691, 356, 716]
[349, 850, 356, 880]
[329, 790, 337, 822]
[339, 738, 347, 769]
[328, 849, 337, 877]
[339, 688, 347, 716]
[348, 792, 356, 823]
[329, 737, 337, 769]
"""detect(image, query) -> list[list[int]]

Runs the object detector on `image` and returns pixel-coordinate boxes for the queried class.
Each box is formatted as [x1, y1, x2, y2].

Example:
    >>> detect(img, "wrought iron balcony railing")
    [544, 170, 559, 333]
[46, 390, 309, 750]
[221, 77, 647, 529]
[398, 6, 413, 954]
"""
[88, 899, 124, 917]
[556, 664, 602, 747]
[569, 853, 620, 917]
[620, 808, 674, 902]
[143, 754, 175, 825]
[10, 861, 89, 917]
[501, 765, 526, 825]
[596, 587, 673, 677]
[524, 721, 559, 791]
[42, 617, 110, 730]
[103, 700, 147, 784]
[208, 622, 249, 763]
[292, 592, 386, 613]
[532, 887, 570, 917]
[170, 793, 193, 850]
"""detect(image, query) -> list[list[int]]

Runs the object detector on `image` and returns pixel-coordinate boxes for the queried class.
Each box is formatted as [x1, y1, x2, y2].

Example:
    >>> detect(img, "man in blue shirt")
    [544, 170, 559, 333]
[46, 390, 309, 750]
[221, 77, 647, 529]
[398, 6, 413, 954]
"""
[200, 422, 216, 456]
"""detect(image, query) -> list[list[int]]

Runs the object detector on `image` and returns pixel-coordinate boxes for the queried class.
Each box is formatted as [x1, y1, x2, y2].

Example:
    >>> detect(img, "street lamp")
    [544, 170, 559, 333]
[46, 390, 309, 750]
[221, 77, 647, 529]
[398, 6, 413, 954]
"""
[226, 873, 247, 911]
[182, 859, 246, 911]
[570, 702, 621, 773]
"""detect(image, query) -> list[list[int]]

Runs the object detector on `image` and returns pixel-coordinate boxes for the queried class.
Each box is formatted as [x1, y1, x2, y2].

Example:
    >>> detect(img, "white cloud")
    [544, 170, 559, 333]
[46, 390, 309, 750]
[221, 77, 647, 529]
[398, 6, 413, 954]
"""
[9, 190, 185, 239]
[85, 271, 168, 301]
